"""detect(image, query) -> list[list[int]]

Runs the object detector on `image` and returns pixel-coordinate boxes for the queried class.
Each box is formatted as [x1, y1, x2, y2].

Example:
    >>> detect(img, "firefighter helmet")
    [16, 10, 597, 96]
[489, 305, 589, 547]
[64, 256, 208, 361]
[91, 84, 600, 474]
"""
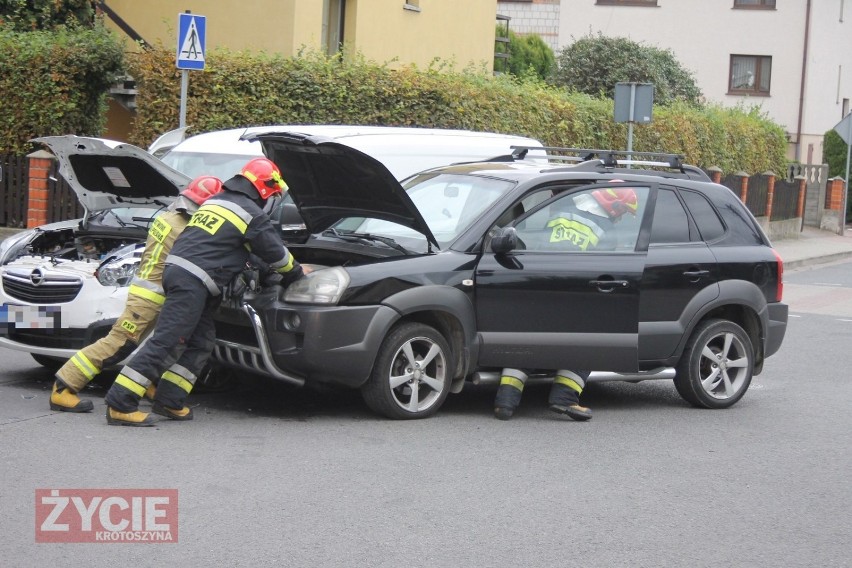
[181, 175, 223, 205]
[591, 187, 638, 219]
[240, 158, 288, 200]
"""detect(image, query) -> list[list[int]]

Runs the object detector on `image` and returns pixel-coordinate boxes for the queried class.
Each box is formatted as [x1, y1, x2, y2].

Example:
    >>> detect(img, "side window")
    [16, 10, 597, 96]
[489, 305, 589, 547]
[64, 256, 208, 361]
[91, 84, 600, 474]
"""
[650, 188, 690, 244]
[680, 190, 725, 242]
[514, 186, 648, 252]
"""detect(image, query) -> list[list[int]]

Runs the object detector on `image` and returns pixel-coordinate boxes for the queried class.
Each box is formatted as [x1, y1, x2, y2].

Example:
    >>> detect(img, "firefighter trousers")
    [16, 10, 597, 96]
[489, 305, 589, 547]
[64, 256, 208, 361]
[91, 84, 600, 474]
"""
[104, 265, 218, 413]
[55, 293, 162, 392]
[494, 368, 590, 411]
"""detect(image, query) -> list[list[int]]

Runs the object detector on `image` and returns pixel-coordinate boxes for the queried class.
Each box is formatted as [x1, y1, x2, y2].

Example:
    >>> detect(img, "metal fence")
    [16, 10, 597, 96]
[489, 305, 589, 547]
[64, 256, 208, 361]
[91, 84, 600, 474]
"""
[0, 155, 82, 227]
[746, 174, 769, 217]
[770, 178, 800, 221]
[0, 154, 28, 228]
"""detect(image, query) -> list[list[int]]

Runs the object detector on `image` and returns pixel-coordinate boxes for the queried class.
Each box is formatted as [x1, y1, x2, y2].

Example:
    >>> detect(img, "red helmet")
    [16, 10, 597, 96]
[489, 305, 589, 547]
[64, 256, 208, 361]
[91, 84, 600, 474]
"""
[182, 175, 223, 205]
[240, 158, 288, 200]
[591, 187, 638, 219]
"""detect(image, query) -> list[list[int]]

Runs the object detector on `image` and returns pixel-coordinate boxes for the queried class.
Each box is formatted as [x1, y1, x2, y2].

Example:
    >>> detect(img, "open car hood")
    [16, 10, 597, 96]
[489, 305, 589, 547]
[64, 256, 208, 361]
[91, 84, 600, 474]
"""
[33, 135, 190, 214]
[245, 131, 439, 249]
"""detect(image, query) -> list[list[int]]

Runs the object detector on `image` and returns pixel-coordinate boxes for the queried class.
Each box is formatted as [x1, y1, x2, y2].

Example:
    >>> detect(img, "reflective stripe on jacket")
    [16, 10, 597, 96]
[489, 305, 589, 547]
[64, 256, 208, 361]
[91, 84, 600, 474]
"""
[165, 190, 299, 291]
[127, 209, 189, 303]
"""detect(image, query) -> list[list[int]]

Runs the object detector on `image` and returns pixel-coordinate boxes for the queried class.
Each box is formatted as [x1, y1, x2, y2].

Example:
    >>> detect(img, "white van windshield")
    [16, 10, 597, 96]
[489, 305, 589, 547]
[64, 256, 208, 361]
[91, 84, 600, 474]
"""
[161, 151, 256, 181]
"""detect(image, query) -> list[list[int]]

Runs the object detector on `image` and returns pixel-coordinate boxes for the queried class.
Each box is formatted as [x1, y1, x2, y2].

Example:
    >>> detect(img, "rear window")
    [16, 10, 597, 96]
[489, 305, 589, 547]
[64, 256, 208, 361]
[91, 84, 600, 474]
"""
[706, 186, 765, 245]
[681, 190, 725, 242]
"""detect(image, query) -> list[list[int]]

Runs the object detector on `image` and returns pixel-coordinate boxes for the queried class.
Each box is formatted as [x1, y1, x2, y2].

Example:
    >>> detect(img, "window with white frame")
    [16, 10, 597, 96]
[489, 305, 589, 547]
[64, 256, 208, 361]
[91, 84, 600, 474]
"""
[596, 0, 658, 6]
[729, 55, 771, 95]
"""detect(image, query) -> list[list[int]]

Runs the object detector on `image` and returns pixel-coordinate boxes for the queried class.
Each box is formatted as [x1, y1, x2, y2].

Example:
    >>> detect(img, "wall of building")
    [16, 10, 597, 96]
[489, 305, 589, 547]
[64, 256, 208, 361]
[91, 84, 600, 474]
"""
[555, 0, 852, 166]
[104, 0, 497, 71]
[496, 0, 560, 53]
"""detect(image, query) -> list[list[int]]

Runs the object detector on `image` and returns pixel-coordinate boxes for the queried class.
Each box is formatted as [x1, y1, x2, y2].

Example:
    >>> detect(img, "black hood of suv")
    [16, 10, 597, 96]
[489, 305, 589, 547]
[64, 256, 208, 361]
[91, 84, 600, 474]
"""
[245, 131, 439, 248]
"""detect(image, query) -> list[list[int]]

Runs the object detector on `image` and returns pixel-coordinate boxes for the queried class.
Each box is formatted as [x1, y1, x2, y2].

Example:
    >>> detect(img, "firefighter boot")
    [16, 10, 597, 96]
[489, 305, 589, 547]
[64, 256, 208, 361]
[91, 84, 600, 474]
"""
[494, 369, 527, 420]
[144, 383, 157, 402]
[49, 379, 94, 413]
[151, 402, 193, 421]
[548, 372, 592, 421]
[106, 407, 158, 427]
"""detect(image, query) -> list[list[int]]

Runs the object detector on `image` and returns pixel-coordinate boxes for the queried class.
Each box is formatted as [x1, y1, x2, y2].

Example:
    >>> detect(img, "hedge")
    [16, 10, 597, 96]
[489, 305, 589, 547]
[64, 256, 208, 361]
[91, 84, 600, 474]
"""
[126, 47, 787, 175]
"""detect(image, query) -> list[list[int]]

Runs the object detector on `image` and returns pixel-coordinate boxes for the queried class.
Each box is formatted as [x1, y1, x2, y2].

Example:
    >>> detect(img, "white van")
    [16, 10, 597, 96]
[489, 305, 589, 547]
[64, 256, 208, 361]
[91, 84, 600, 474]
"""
[156, 125, 545, 181]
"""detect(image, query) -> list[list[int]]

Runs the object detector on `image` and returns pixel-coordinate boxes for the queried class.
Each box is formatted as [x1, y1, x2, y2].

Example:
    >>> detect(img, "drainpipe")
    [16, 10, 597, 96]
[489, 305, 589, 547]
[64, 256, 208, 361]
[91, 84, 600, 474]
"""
[795, 0, 812, 162]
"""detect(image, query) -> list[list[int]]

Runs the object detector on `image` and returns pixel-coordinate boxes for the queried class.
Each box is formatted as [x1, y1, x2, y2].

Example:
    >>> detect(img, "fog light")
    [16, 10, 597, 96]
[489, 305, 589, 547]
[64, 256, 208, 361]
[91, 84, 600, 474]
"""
[289, 313, 301, 329]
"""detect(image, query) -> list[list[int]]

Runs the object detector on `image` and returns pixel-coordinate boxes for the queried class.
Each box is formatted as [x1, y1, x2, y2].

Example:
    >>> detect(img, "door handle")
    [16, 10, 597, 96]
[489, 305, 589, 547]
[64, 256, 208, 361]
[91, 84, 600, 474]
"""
[683, 269, 710, 281]
[589, 279, 629, 292]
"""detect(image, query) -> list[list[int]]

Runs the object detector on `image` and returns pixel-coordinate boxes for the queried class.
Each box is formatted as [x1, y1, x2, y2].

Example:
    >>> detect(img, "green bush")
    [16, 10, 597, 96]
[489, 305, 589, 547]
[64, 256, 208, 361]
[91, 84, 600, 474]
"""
[552, 33, 702, 107]
[0, 26, 125, 154]
[823, 128, 849, 179]
[126, 46, 785, 174]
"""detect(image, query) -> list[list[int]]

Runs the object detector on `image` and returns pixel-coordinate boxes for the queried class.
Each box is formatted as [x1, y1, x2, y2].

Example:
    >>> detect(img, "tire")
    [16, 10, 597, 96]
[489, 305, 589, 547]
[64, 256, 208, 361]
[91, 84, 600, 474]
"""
[31, 354, 64, 372]
[360, 322, 452, 419]
[674, 319, 754, 409]
[192, 363, 239, 394]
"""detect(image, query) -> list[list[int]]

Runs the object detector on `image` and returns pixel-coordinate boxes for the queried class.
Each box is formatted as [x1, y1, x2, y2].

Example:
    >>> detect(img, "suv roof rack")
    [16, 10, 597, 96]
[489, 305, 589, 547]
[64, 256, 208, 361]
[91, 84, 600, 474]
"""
[510, 146, 710, 182]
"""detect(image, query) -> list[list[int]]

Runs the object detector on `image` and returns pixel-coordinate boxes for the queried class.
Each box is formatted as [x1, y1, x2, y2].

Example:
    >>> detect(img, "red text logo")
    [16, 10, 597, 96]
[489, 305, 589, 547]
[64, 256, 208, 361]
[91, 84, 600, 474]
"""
[35, 489, 178, 543]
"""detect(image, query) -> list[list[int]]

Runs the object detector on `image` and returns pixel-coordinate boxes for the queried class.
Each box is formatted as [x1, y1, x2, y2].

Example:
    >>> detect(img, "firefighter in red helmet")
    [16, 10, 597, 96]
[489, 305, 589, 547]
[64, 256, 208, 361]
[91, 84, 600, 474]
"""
[51, 176, 224, 412]
[493, 186, 639, 421]
[104, 158, 306, 425]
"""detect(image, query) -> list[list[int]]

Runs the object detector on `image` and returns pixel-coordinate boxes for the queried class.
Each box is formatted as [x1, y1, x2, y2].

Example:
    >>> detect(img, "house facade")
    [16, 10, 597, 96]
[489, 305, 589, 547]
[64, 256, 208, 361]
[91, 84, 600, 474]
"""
[502, 0, 851, 166]
[101, 0, 500, 140]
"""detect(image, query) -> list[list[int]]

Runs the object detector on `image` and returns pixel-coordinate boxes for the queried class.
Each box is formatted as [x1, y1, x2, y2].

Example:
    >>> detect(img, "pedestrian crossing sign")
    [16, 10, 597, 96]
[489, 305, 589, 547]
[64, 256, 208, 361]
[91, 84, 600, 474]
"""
[176, 13, 206, 70]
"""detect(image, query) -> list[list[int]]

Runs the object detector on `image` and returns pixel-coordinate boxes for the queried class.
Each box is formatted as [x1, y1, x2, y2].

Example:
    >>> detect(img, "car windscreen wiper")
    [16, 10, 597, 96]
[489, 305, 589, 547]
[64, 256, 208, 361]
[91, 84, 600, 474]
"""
[322, 228, 410, 254]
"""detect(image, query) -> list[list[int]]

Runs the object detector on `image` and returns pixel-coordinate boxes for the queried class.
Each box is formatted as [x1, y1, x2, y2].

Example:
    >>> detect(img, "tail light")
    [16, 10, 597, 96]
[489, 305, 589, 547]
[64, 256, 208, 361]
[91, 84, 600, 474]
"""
[772, 249, 783, 302]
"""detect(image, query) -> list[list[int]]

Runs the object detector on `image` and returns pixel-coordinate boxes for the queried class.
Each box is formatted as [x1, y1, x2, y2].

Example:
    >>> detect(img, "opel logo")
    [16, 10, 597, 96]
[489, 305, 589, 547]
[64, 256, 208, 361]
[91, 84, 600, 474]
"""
[30, 268, 45, 286]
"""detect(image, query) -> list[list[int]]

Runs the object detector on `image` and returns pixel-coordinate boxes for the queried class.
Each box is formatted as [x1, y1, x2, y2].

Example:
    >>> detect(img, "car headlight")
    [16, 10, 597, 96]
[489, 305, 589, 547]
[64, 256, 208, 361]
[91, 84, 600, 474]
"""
[0, 230, 35, 265]
[283, 266, 350, 305]
[96, 243, 143, 287]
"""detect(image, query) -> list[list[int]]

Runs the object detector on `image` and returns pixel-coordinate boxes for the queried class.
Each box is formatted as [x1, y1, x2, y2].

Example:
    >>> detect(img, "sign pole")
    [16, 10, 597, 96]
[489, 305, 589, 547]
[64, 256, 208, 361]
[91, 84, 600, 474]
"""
[843, 118, 851, 235]
[179, 70, 189, 129]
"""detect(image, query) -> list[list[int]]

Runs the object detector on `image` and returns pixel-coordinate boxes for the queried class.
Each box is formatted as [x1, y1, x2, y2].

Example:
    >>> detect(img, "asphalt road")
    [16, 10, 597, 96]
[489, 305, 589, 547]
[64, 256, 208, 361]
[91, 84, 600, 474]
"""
[1, 262, 851, 567]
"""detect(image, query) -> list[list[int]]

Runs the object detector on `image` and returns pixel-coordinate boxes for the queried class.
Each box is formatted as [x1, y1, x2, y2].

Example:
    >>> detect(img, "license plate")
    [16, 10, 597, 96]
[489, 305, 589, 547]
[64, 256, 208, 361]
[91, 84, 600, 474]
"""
[0, 303, 62, 331]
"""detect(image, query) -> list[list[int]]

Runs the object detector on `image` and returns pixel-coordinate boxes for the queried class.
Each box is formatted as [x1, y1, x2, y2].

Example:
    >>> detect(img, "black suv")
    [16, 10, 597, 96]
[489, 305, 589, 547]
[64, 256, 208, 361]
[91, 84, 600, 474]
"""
[211, 133, 788, 419]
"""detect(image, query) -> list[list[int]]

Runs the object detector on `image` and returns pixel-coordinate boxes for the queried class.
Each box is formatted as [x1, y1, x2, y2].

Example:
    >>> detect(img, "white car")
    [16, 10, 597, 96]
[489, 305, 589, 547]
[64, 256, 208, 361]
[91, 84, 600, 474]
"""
[0, 126, 543, 373]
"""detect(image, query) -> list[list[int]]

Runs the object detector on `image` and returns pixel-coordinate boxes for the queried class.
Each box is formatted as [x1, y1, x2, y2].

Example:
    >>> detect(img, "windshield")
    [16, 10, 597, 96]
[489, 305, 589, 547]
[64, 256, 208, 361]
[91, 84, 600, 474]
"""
[161, 151, 258, 181]
[337, 173, 515, 251]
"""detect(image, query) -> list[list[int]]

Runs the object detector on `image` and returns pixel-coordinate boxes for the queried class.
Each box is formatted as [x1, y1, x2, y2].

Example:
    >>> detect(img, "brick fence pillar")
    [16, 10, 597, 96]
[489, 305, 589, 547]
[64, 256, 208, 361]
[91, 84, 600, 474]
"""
[706, 166, 722, 184]
[764, 171, 776, 220]
[827, 178, 845, 210]
[26, 149, 54, 228]
[736, 172, 749, 203]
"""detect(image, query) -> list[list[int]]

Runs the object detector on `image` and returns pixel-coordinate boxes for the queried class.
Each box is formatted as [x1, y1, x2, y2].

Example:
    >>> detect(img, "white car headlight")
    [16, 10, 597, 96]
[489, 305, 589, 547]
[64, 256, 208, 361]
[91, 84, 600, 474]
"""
[0, 230, 35, 265]
[283, 266, 350, 305]
[96, 243, 143, 287]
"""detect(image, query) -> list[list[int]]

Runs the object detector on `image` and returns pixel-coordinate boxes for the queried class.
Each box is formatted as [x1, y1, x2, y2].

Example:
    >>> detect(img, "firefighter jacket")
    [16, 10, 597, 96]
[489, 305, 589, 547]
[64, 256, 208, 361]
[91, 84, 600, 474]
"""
[127, 209, 189, 305]
[164, 181, 301, 295]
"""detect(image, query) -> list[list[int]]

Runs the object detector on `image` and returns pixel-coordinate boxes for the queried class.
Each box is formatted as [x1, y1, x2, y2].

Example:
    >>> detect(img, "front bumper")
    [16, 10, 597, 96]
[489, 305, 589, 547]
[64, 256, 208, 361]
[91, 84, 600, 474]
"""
[212, 297, 400, 389]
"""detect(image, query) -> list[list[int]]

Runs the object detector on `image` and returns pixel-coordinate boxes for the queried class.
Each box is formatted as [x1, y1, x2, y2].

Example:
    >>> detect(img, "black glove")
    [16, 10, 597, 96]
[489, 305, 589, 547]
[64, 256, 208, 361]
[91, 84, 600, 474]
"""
[275, 264, 304, 288]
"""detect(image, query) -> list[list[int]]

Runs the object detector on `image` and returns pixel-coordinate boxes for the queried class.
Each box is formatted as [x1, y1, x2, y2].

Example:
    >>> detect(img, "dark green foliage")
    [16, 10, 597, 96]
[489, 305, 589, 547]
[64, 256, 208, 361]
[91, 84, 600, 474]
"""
[125, 46, 785, 175]
[552, 33, 702, 106]
[0, 0, 96, 30]
[497, 28, 554, 81]
[0, 26, 125, 153]
[823, 128, 849, 179]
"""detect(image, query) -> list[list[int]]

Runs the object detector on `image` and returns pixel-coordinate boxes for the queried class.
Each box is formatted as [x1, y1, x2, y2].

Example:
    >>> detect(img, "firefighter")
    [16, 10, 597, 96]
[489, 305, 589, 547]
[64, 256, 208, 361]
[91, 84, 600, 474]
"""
[103, 158, 306, 426]
[493, 186, 639, 421]
[49, 176, 224, 413]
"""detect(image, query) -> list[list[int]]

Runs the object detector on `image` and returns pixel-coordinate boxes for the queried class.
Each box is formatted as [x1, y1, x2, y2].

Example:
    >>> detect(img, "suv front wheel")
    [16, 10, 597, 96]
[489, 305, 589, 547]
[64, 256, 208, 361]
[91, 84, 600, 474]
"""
[361, 322, 452, 419]
[674, 319, 754, 409]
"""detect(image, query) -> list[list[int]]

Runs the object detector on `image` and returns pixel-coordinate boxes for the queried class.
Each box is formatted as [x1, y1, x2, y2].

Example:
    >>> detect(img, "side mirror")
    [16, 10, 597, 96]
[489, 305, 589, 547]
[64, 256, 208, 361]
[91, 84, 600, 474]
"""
[490, 227, 518, 254]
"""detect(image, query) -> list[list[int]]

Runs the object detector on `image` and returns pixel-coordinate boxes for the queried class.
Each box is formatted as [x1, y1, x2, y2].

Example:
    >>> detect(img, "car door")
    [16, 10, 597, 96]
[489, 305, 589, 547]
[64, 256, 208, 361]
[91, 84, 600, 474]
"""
[474, 183, 651, 372]
[639, 186, 720, 361]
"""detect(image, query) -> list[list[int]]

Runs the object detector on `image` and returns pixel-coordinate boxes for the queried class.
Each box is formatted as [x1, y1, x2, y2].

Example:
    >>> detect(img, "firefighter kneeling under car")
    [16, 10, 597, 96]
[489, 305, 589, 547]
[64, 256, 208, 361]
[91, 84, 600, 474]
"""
[103, 158, 309, 426]
[493, 186, 639, 422]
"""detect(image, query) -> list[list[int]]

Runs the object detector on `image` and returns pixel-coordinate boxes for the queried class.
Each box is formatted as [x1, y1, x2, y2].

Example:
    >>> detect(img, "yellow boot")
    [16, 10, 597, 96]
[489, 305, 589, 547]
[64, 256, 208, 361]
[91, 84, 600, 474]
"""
[144, 384, 157, 401]
[106, 407, 158, 427]
[49, 380, 94, 413]
[152, 402, 193, 421]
